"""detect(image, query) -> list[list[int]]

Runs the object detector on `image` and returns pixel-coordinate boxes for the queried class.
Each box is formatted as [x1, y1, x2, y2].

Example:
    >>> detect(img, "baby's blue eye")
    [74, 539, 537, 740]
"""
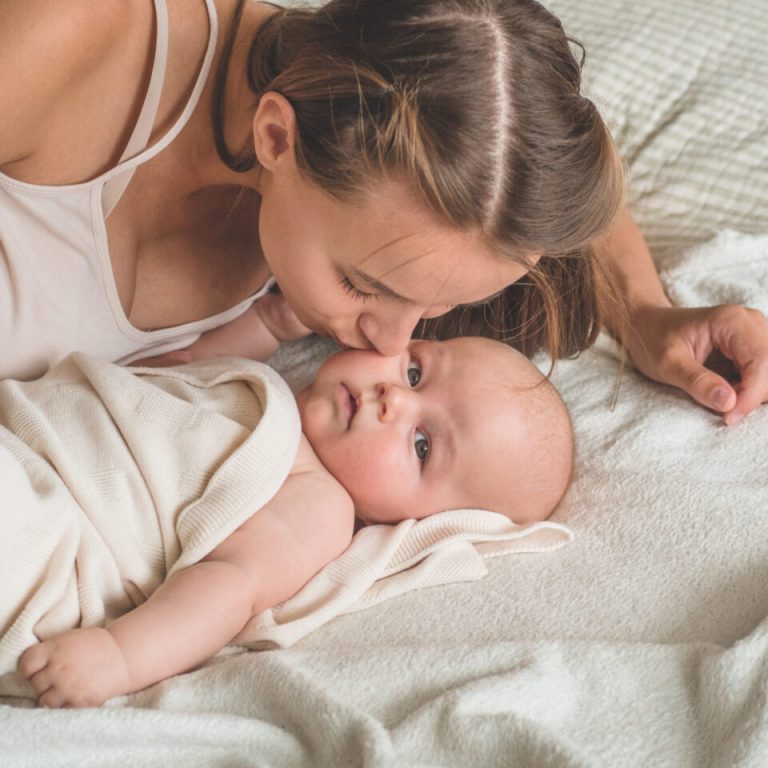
[414, 429, 429, 461]
[407, 359, 421, 387]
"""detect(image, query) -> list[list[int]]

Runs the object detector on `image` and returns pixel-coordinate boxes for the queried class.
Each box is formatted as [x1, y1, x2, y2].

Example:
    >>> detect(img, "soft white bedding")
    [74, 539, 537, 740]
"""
[2, 0, 767, 765]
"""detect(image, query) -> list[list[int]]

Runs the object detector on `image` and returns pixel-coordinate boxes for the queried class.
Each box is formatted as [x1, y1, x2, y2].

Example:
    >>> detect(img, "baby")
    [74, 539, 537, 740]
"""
[297, 336, 573, 525]
[3, 337, 572, 707]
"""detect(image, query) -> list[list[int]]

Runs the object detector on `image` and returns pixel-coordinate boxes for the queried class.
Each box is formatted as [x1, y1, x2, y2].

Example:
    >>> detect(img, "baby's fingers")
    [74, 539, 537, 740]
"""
[18, 643, 50, 679]
[37, 686, 68, 709]
[18, 646, 66, 707]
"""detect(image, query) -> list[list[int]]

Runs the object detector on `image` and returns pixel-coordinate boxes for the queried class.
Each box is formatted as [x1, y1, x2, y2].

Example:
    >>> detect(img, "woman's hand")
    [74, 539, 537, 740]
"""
[18, 627, 131, 708]
[626, 304, 768, 424]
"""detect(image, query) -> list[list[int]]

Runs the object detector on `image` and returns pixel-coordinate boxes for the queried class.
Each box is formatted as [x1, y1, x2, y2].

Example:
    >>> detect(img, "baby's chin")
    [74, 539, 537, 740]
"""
[294, 387, 310, 417]
[295, 389, 324, 448]
[351, 497, 438, 526]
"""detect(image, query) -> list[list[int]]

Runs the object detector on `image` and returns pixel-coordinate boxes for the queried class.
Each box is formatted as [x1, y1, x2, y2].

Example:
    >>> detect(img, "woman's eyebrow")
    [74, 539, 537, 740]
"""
[465, 287, 505, 307]
[350, 267, 412, 303]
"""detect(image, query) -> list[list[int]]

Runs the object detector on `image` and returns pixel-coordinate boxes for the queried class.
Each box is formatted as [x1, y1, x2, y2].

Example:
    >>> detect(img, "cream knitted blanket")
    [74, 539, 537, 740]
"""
[0, 354, 301, 697]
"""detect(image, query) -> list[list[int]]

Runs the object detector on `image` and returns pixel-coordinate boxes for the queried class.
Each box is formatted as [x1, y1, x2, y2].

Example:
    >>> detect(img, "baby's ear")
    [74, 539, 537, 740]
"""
[252, 91, 298, 169]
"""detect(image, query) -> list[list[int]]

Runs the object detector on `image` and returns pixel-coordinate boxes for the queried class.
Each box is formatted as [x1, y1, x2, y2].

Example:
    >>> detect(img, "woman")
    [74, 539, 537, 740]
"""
[1, 0, 765, 423]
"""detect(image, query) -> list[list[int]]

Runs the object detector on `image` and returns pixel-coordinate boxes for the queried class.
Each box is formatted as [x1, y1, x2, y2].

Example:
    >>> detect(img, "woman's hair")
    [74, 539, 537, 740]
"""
[213, 0, 626, 359]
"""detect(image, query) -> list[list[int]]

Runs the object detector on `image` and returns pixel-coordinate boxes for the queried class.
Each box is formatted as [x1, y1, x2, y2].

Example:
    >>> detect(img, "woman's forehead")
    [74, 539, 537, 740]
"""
[352, 238, 523, 306]
[341, 182, 525, 304]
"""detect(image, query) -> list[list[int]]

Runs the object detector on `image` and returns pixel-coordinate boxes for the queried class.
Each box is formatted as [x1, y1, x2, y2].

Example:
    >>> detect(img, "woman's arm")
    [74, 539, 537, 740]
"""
[18, 438, 355, 707]
[599, 207, 768, 424]
[597, 207, 671, 315]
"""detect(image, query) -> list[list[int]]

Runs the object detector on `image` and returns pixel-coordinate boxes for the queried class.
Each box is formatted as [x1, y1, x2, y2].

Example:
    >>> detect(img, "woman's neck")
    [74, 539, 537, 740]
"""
[181, 0, 276, 196]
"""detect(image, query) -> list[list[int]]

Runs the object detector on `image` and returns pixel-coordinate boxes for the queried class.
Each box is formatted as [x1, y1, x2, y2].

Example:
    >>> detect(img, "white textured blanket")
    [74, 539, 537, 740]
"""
[2, 230, 765, 767]
[2, 0, 768, 765]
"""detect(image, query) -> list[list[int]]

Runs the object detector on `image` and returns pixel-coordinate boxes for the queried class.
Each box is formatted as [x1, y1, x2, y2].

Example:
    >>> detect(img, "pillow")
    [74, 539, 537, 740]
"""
[548, 0, 768, 268]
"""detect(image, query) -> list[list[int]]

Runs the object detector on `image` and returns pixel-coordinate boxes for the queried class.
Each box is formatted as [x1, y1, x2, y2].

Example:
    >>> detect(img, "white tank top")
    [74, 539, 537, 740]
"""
[0, 0, 273, 381]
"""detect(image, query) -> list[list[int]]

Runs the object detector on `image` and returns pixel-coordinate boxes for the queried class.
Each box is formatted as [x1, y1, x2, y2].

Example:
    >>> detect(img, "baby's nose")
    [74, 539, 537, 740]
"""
[377, 383, 412, 422]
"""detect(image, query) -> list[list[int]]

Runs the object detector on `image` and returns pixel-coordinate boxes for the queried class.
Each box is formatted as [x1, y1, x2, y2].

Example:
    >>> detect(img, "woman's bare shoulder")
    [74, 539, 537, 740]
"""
[0, 0, 134, 166]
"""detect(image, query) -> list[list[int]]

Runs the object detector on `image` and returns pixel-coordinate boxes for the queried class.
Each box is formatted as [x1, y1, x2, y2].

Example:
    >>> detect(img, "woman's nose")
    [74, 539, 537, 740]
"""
[376, 383, 412, 422]
[358, 306, 424, 357]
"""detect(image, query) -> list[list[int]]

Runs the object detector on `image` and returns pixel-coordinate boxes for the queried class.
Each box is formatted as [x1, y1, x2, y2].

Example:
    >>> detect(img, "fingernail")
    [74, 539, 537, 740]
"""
[725, 412, 744, 427]
[710, 387, 730, 411]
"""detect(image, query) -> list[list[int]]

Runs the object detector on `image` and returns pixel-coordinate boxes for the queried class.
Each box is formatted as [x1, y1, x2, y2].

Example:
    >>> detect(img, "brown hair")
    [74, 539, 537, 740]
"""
[213, 0, 626, 360]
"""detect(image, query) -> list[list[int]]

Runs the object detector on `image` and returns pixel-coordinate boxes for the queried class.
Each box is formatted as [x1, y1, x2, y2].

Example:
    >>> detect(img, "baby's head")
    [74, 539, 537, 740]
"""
[296, 337, 573, 525]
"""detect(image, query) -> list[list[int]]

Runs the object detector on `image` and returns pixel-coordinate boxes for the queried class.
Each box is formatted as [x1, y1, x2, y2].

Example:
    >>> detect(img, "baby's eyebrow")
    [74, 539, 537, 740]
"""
[424, 415, 456, 483]
[421, 345, 457, 473]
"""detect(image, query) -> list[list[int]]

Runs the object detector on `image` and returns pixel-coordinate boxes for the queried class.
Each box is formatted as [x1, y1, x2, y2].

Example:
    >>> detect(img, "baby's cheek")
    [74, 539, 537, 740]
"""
[342, 440, 408, 515]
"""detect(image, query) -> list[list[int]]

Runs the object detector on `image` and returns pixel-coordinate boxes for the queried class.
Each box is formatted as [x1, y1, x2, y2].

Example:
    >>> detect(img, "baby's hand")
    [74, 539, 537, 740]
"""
[18, 627, 131, 708]
[253, 288, 312, 343]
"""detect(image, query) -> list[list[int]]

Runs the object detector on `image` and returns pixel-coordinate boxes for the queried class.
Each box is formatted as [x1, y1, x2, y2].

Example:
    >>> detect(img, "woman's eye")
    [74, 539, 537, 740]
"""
[407, 359, 421, 387]
[340, 276, 376, 302]
[414, 429, 429, 462]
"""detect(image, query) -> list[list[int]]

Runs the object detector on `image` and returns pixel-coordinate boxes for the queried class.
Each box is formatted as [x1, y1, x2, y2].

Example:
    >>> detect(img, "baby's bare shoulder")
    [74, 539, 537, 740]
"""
[203, 435, 353, 610]
[291, 435, 355, 526]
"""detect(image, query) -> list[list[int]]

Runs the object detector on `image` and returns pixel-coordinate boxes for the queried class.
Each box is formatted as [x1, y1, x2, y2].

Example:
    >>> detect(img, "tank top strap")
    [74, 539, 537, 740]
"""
[102, 0, 218, 218]
[102, 0, 170, 217]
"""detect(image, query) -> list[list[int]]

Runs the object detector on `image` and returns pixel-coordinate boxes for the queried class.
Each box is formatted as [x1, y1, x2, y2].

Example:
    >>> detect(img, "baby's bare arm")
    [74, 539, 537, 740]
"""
[18, 438, 354, 707]
[17, 560, 259, 708]
[134, 290, 312, 366]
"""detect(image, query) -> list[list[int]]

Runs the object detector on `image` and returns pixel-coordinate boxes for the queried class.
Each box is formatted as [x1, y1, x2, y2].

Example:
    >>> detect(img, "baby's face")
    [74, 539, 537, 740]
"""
[297, 337, 567, 524]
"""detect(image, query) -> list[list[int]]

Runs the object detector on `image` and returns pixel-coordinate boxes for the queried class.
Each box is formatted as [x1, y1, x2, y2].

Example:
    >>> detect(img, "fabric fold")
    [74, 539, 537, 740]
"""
[237, 512, 573, 648]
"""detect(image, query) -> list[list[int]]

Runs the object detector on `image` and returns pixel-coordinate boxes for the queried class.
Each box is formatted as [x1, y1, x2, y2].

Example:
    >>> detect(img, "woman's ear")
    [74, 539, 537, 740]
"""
[252, 91, 298, 171]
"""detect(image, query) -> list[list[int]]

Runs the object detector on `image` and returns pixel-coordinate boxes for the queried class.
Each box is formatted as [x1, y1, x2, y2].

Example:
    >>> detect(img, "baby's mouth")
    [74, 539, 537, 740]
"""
[343, 384, 358, 428]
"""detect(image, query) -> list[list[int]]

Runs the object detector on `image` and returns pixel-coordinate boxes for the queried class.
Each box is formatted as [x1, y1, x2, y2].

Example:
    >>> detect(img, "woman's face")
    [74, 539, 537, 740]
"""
[257, 171, 528, 355]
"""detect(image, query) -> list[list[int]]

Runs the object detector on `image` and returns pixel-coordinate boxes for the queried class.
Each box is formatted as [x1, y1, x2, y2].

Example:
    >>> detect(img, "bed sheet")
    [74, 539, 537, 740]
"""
[2, 0, 767, 765]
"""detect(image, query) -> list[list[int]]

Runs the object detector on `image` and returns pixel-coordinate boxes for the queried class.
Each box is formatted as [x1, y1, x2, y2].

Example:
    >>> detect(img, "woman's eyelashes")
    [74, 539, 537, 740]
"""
[339, 276, 376, 302]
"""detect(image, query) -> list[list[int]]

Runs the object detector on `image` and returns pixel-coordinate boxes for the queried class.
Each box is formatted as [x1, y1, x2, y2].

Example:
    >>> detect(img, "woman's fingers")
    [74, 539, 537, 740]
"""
[707, 306, 768, 423]
[665, 355, 737, 413]
[628, 304, 768, 423]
